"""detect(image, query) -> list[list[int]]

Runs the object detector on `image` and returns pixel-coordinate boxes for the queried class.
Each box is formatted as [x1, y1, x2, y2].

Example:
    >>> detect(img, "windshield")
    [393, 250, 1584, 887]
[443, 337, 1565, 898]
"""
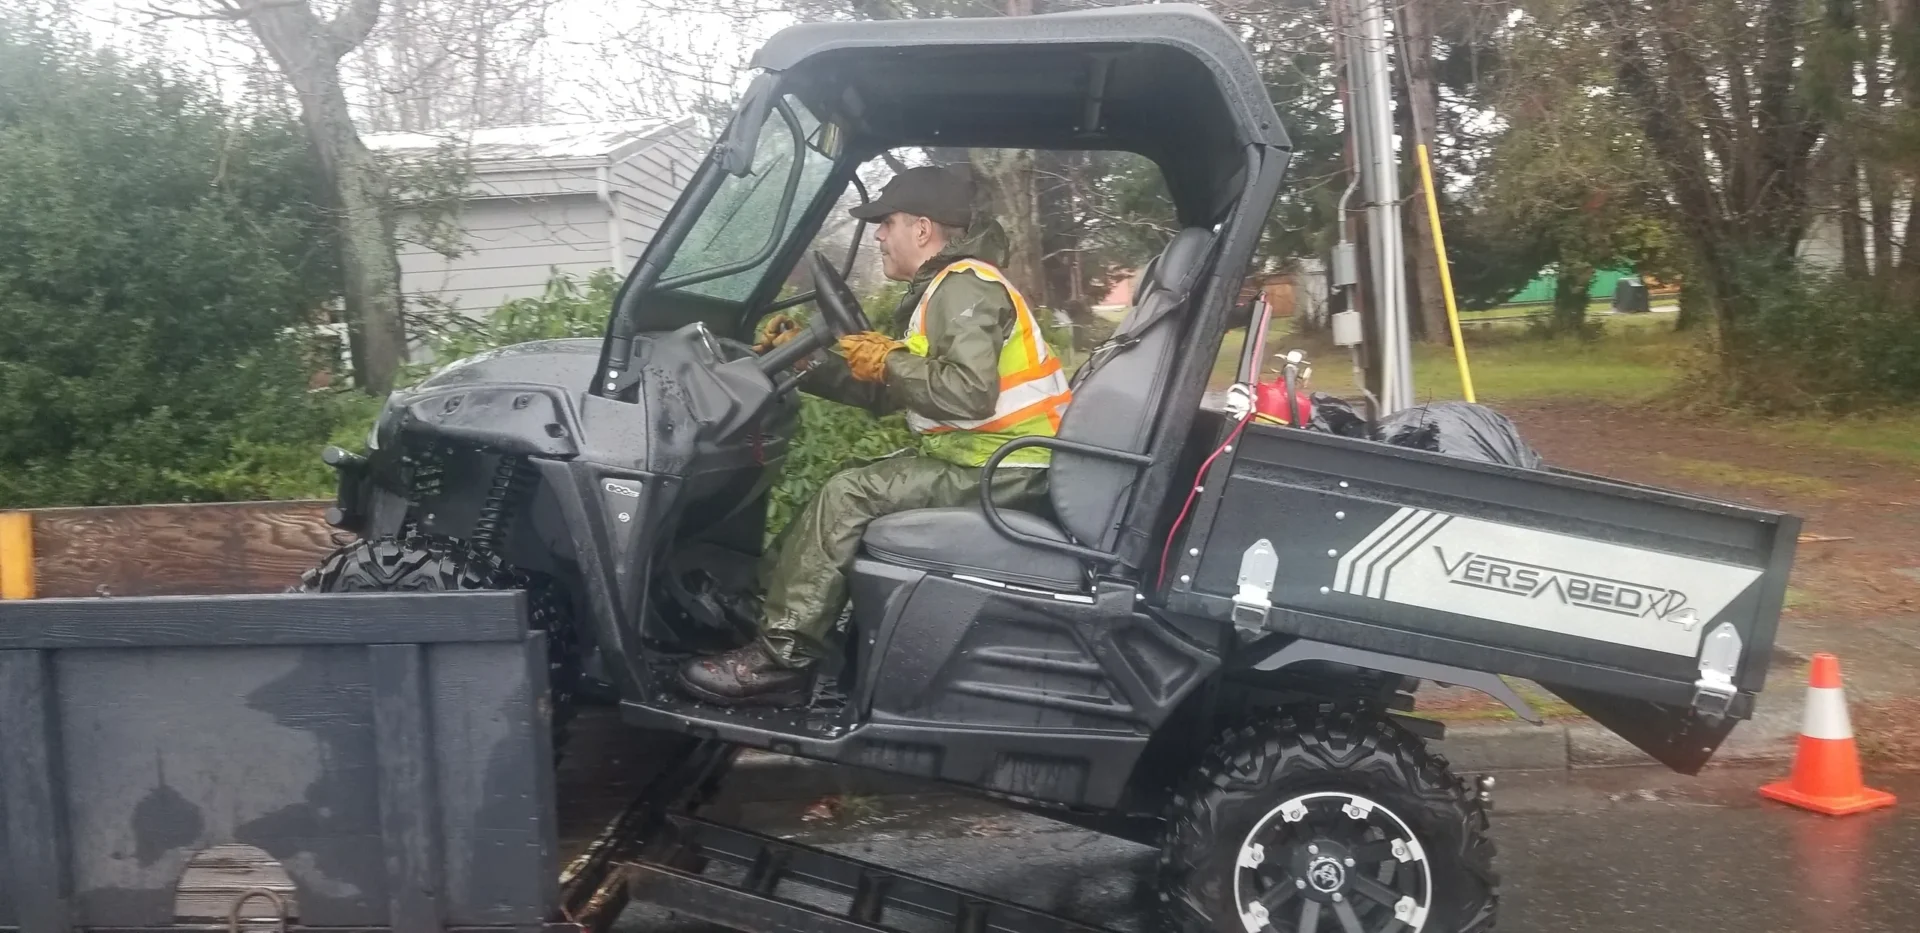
[659, 96, 837, 303]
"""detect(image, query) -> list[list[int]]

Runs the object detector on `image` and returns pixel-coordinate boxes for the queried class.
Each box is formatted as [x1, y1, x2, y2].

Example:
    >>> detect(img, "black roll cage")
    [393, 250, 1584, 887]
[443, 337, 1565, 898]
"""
[591, 6, 1293, 583]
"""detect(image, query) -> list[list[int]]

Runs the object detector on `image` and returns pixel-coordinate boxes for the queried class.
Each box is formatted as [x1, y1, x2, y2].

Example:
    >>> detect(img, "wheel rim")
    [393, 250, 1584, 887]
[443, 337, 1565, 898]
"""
[1231, 791, 1432, 933]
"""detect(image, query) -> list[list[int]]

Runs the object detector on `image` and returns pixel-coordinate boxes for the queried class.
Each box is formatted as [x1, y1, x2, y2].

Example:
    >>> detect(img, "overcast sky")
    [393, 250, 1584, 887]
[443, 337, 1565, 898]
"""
[64, 0, 791, 126]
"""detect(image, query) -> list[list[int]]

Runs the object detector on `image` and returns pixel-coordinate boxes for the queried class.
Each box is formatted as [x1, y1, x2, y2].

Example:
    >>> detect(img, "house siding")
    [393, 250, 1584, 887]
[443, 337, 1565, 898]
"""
[610, 129, 706, 268]
[1799, 196, 1911, 271]
[397, 194, 612, 316]
[384, 118, 706, 328]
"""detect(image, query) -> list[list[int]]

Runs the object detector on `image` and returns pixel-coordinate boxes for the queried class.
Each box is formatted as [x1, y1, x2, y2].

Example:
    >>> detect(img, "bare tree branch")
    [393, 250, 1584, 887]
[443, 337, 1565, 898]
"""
[325, 0, 384, 57]
[145, 5, 246, 22]
[1652, 0, 1735, 178]
[144, 0, 296, 23]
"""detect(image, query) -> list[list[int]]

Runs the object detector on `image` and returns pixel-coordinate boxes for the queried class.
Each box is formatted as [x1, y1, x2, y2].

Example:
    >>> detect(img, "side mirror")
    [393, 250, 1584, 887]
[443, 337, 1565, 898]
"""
[718, 74, 779, 176]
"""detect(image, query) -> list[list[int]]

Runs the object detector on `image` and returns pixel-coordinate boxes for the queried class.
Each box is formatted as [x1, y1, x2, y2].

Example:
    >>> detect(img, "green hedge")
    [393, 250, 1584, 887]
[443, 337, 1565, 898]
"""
[0, 21, 353, 508]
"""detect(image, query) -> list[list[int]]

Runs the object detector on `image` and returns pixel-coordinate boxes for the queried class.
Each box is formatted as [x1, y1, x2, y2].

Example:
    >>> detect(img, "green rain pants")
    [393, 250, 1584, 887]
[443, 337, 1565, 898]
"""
[760, 453, 1049, 667]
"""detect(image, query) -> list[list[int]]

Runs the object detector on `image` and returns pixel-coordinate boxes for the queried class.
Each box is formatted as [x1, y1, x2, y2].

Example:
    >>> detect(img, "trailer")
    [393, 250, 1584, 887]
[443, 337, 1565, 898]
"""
[0, 591, 1132, 933]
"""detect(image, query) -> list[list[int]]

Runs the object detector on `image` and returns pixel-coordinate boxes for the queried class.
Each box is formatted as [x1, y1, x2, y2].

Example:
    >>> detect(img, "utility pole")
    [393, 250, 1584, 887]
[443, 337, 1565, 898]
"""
[1335, 0, 1414, 413]
[1327, 0, 1379, 415]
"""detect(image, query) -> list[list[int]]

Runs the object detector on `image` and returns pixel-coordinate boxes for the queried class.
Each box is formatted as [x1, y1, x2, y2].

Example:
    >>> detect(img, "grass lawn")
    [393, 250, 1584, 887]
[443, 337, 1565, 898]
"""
[1649, 455, 1847, 499]
[1764, 413, 1920, 465]
[1209, 310, 1920, 464]
[1213, 310, 1693, 404]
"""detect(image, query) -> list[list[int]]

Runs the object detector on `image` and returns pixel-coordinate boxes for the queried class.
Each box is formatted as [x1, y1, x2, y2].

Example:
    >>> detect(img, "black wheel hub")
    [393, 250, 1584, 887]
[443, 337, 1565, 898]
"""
[1291, 839, 1354, 903]
[1233, 792, 1432, 932]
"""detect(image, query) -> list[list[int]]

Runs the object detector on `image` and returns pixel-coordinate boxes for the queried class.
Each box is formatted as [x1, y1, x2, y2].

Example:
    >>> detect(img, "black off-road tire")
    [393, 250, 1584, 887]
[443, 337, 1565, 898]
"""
[1158, 707, 1496, 933]
[299, 535, 581, 758]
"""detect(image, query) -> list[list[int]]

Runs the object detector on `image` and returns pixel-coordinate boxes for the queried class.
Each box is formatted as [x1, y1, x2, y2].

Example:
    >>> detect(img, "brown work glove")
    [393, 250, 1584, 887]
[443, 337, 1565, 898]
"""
[754, 313, 803, 353]
[838, 332, 902, 384]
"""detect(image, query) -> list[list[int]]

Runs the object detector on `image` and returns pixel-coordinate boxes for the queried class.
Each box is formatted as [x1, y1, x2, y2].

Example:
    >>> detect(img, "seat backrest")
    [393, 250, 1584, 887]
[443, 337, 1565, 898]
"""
[1050, 227, 1215, 552]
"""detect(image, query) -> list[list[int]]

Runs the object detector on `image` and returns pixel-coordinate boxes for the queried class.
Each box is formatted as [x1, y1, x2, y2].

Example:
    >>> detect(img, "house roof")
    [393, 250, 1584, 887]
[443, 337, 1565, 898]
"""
[363, 117, 701, 168]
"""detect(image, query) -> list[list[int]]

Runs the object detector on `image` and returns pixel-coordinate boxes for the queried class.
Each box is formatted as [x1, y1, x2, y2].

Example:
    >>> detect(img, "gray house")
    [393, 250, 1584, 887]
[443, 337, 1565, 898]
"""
[1798, 196, 1910, 272]
[365, 117, 707, 318]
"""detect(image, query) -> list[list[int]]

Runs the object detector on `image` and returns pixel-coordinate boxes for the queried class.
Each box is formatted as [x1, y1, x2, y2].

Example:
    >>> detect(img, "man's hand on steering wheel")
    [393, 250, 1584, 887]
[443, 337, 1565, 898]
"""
[838, 332, 901, 383]
[751, 252, 879, 384]
[804, 250, 898, 382]
[754, 313, 802, 353]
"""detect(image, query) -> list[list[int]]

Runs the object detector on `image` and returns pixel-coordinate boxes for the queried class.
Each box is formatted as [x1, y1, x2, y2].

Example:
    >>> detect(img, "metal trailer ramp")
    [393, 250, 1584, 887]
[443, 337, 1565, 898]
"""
[561, 736, 1115, 933]
[627, 814, 1111, 933]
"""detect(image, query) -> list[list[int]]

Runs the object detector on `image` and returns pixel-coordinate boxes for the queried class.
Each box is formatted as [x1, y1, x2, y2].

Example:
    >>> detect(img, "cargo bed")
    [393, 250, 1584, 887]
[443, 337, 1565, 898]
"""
[1164, 420, 1798, 772]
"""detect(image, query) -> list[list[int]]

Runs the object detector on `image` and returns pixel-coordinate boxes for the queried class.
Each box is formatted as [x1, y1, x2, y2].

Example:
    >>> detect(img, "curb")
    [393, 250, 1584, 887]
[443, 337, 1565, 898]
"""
[1433, 709, 1798, 773]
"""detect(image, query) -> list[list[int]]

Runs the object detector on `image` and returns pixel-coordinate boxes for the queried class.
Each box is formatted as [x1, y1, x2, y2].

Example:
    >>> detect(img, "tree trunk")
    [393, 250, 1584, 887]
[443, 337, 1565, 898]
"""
[971, 146, 1044, 304]
[1675, 275, 1706, 331]
[1551, 263, 1593, 335]
[1035, 148, 1075, 309]
[247, 1, 407, 394]
[1035, 149, 1099, 348]
[1888, 0, 1920, 272]
[1397, 0, 1449, 345]
[1604, 0, 1814, 361]
[1866, 171, 1894, 272]
[1864, 0, 1896, 272]
[1840, 159, 1869, 279]
[971, 0, 1044, 306]
[327, 112, 409, 395]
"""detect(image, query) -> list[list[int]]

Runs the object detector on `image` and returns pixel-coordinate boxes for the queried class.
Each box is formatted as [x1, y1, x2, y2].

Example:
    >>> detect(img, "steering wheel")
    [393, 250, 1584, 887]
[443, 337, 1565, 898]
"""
[808, 250, 872, 337]
[752, 251, 874, 381]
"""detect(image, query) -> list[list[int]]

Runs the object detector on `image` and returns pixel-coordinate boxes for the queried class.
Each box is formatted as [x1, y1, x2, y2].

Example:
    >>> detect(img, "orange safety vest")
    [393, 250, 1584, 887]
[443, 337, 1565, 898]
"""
[900, 259, 1073, 465]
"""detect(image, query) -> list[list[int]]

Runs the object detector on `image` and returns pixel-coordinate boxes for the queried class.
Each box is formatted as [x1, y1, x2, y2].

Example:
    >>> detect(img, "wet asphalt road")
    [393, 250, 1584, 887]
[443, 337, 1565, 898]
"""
[622, 763, 1920, 933]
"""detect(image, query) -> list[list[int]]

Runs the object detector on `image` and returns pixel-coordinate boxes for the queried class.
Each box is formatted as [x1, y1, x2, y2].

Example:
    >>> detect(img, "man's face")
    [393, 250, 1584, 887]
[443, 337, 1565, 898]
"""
[874, 212, 934, 282]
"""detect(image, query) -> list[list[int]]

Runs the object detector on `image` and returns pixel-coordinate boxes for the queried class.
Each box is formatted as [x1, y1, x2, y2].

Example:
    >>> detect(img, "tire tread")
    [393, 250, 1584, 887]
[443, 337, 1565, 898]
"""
[1157, 706, 1497, 933]
[299, 535, 580, 756]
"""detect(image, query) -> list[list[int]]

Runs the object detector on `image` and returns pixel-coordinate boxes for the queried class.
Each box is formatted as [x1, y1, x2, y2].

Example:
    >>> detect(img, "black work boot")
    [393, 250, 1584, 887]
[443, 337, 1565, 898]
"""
[678, 642, 812, 708]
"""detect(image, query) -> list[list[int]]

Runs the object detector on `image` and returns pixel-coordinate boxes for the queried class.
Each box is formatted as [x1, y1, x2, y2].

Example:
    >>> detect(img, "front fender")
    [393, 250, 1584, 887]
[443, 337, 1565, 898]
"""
[398, 384, 582, 458]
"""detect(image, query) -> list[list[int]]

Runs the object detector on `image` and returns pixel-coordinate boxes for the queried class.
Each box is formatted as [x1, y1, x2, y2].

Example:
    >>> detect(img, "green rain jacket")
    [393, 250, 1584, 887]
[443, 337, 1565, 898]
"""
[799, 220, 1053, 467]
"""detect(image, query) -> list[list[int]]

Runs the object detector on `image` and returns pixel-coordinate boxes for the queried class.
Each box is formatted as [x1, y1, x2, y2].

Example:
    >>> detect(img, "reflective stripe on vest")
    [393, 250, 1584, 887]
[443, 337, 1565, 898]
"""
[901, 259, 1073, 437]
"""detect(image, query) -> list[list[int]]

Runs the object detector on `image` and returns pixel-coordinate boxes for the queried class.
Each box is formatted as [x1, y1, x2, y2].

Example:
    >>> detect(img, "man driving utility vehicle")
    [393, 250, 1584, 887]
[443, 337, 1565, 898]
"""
[679, 165, 1074, 707]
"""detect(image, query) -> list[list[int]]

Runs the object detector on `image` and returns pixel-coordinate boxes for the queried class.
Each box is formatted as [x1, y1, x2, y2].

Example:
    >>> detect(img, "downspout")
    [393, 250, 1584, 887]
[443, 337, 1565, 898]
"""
[599, 164, 623, 272]
[1334, 176, 1380, 415]
[601, 118, 694, 274]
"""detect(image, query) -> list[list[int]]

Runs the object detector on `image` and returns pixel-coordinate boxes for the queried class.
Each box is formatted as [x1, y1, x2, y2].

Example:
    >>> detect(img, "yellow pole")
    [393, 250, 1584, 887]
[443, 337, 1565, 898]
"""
[0, 511, 33, 599]
[1416, 143, 1476, 403]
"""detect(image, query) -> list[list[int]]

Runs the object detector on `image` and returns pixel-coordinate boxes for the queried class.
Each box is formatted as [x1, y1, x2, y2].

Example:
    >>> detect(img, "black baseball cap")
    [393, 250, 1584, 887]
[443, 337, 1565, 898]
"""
[849, 165, 973, 228]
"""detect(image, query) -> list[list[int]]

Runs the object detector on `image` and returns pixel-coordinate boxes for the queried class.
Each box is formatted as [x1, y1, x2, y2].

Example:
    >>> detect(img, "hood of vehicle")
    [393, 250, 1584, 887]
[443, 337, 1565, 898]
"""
[411, 338, 604, 393]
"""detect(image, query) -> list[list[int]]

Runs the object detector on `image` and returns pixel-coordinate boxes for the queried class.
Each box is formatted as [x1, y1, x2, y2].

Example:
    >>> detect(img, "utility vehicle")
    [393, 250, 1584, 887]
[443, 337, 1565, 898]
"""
[286, 7, 1796, 932]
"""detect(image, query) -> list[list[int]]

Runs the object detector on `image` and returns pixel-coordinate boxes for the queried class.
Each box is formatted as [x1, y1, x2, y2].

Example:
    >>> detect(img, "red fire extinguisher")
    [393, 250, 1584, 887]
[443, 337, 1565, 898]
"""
[1253, 350, 1313, 426]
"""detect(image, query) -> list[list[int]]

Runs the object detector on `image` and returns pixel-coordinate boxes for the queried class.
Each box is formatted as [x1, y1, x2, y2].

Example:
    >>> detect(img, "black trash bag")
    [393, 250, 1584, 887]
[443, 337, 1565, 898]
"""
[1308, 392, 1371, 438]
[1375, 402, 1544, 469]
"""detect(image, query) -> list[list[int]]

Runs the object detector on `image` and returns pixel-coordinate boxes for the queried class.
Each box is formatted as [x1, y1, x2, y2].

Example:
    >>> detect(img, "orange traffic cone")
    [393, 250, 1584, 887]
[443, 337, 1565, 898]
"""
[1759, 653, 1896, 816]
